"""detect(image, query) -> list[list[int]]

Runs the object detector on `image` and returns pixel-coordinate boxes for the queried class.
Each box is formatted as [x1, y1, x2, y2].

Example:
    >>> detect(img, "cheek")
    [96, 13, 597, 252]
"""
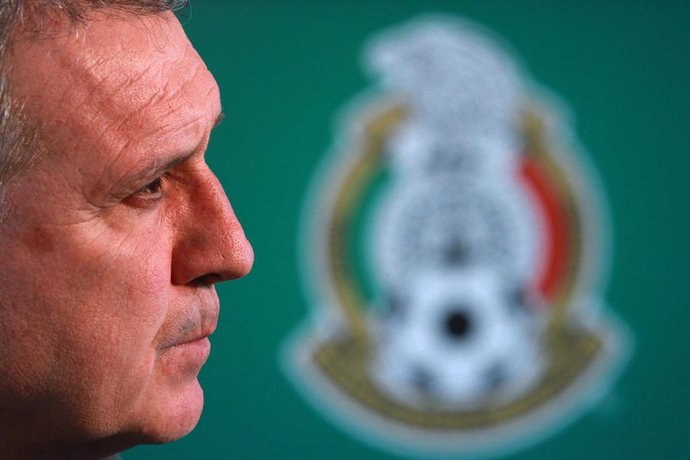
[74, 224, 173, 349]
[0, 216, 174, 427]
[51, 219, 172, 357]
[56, 223, 175, 420]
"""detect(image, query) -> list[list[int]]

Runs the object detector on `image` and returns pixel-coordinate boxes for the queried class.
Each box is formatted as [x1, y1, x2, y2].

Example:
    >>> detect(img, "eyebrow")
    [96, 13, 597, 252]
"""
[155, 111, 224, 174]
[119, 111, 226, 191]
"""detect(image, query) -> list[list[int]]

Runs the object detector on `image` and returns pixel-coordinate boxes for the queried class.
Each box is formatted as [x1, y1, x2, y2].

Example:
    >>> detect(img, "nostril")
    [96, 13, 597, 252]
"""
[189, 272, 226, 287]
[443, 307, 473, 341]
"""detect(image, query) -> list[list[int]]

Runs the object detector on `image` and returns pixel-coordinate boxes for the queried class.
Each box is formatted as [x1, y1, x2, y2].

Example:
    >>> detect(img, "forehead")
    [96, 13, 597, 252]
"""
[9, 11, 220, 164]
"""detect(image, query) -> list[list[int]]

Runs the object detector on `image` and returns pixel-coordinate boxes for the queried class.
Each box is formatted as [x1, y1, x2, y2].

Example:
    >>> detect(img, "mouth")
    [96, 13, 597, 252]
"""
[158, 325, 216, 376]
[157, 297, 220, 373]
[174, 333, 212, 349]
[161, 321, 216, 349]
[172, 318, 218, 348]
[158, 336, 212, 378]
[169, 335, 212, 359]
[160, 293, 220, 346]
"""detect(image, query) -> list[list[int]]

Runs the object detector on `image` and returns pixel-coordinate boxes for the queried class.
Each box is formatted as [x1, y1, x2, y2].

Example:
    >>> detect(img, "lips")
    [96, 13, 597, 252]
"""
[158, 293, 220, 352]
[172, 315, 218, 348]
[156, 298, 219, 377]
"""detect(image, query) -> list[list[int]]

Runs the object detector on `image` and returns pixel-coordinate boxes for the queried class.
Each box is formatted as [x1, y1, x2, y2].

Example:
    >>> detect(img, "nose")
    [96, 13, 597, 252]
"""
[171, 169, 254, 286]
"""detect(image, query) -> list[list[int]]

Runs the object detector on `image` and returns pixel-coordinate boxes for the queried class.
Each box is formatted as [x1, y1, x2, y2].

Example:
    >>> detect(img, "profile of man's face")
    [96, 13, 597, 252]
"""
[0, 10, 253, 456]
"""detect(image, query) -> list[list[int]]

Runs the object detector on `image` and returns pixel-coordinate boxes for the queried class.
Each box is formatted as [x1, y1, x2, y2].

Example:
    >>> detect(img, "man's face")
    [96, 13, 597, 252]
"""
[0, 11, 253, 454]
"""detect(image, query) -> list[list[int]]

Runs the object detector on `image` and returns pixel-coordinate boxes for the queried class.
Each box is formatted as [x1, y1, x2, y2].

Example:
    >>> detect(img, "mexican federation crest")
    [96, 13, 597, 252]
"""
[284, 15, 631, 458]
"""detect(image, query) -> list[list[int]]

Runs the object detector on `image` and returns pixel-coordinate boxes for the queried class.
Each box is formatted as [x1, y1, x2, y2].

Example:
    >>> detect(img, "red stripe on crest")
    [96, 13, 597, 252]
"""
[519, 157, 570, 301]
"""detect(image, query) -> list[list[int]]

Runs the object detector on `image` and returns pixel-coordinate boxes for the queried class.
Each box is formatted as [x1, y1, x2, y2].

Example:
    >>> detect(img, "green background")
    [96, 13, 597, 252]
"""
[127, 1, 690, 459]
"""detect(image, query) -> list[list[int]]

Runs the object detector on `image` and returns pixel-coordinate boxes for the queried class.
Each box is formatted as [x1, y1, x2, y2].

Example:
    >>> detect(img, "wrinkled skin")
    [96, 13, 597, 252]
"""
[0, 11, 253, 459]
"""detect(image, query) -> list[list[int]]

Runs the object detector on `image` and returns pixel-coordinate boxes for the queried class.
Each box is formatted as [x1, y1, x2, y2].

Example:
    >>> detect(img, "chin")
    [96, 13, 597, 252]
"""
[152, 380, 205, 444]
[120, 377, 206, 448]
[75, 377, 205, 459]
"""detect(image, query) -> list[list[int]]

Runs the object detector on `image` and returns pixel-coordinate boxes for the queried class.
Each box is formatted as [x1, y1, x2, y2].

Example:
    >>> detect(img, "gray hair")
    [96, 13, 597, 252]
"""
[0, 0, 189, 216]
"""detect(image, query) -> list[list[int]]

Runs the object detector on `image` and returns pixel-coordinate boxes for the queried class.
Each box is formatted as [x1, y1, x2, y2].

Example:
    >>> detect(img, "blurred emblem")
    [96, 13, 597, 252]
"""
[285, 15, 630, 457]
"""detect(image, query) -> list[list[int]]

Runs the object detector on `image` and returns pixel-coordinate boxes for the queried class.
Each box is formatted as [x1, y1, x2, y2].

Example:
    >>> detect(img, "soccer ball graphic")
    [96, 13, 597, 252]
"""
[370, 266, 545, 410]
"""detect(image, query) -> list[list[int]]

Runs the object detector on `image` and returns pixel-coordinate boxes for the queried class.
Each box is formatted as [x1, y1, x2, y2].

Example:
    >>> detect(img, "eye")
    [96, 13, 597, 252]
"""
[137, 177, 163, 197]
[125, 176, 165, 207]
